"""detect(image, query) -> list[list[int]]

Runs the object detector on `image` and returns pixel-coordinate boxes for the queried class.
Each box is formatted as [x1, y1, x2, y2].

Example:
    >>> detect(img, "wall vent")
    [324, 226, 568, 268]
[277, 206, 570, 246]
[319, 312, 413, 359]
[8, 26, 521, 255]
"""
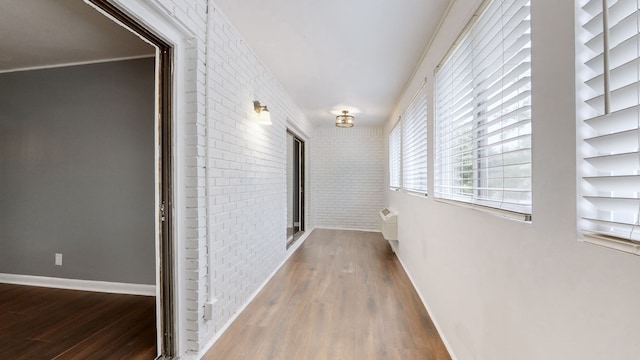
[379, 208, 398, 241]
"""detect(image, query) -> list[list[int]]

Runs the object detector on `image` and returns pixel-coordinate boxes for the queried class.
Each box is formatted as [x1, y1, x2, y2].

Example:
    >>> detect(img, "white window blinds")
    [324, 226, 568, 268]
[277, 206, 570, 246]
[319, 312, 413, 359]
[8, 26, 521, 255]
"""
[402, 84, 429, 194]
[389, 120, 402, 189]
[579, 0, 640, 242]
[434, 0, 532, 217]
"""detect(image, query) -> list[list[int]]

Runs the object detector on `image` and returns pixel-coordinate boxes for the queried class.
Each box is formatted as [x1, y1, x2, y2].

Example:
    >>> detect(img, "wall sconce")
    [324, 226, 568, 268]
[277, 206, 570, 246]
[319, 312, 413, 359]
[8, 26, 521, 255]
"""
[254, 101, 272, 125]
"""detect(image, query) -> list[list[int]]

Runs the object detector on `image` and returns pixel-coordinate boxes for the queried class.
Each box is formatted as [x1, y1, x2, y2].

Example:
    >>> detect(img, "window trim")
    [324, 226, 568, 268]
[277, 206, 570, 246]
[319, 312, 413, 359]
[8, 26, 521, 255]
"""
[389, 119, 402, 190]
[581, 234, 640, 256]
[433, 0, 533, 218]
[576, 0, 640, 253]
[434, 197, 531, 222]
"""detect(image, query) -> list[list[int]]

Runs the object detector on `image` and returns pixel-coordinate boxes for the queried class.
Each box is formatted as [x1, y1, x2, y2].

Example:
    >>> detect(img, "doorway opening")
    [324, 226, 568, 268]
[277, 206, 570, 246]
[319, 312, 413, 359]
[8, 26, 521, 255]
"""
[286, 130, 305, 248]
[0, 0, 175, 358]
[87, 1, 176, 357]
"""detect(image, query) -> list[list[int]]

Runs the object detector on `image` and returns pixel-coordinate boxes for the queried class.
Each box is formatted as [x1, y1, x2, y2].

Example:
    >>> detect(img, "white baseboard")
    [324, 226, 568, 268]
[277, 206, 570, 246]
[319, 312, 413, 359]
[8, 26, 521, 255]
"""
[0, 273, 155, 296]
[388, 239, 399, 253]
[197, 227, 315, 358]
[393, 254, 459, 360]
[286, 229, 311, 255]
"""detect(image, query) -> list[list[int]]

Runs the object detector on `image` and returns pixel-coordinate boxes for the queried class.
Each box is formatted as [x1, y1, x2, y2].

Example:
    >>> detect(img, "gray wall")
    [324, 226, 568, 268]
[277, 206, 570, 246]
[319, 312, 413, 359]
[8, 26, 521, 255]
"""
[0, 58, 156, 284]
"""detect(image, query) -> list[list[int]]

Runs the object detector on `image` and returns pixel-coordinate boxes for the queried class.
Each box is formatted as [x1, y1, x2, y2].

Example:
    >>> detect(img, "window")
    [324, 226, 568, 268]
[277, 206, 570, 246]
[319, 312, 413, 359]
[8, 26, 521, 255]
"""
[434, 0, 532, 218]
[578, 0, 640, 246]
[389, 120, 402, 189]
[402, 84, 429, 194]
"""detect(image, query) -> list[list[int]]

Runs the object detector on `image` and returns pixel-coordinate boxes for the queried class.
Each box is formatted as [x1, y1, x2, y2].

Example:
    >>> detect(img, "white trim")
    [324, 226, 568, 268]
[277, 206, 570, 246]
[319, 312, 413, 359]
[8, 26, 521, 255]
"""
[434, 198, 532, 222]
[0, 273, 155, 296]
[286, 119, 311, 142]
[93, 0, 197, 357]
[197, 228, 315, 359]
[286, 228, 312, 256]
[396, 0, 455, 112]
[0, 55, 155, 74]
[393, 254, 459, 360]
[582, 235, 640, 256]
[404, 189, 429, 198]
[435, 0, 492, 70]
[388, 239, 399, 253]
[314, 226, 383, 233]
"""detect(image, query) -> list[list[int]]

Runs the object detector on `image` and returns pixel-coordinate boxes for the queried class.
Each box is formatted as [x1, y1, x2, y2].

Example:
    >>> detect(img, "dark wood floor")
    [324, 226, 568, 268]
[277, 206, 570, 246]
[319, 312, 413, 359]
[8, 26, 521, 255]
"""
[204, 228, 451, 360]
[0, 284, 156, 359]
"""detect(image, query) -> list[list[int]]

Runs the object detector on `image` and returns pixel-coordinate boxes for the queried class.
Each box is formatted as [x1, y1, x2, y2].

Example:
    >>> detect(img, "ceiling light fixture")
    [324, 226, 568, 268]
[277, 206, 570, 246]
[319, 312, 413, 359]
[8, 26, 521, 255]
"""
[254, 101, 272, 125]
[335, 110, 355, 128]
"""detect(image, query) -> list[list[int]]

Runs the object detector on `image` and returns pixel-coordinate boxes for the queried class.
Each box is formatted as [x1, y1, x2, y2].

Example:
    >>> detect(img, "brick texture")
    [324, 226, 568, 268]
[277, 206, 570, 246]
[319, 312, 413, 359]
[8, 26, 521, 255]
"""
[312, 127, 385, 231]
[150, 0, 209, 354]
[123, 1, 381, 357]
[203, 4, 315, 346]
[139, 0, 314, 356]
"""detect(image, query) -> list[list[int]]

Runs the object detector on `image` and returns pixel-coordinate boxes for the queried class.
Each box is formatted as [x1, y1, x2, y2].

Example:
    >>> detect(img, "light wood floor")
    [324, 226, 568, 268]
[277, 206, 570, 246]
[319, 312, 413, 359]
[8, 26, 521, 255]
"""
[0, 284, 156, 359]
[204, 228, 451, 360]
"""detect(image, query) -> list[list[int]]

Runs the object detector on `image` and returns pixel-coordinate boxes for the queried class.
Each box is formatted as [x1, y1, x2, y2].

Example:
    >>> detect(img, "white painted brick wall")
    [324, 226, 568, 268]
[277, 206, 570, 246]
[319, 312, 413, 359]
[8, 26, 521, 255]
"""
[312, 127, 385, 231]
[122, 1, 377, 357]
[150, 0, 208, 355]
[136, 0, 317, 356]
[137, 0, 313, 354]
[203, 2, 315, 352]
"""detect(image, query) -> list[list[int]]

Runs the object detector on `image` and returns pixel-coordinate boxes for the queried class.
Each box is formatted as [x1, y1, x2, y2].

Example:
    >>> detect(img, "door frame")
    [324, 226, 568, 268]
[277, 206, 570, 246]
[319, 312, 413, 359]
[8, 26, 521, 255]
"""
[286, 129, 305, 249]
[87, 1, 175, 357]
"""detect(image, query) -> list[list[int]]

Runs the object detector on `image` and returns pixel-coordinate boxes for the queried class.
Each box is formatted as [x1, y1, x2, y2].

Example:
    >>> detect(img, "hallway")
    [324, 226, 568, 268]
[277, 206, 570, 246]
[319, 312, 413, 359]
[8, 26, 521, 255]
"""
[204, 229, 450, 360]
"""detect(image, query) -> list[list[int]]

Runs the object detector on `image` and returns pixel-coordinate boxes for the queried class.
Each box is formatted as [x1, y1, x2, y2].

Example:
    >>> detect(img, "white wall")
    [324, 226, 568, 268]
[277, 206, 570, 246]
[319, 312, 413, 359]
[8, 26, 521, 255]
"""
[110, 0, 314, 357]
[386, 1, 640, 360]
[312, 127, 384, 231]
[203, 1, 315, 350]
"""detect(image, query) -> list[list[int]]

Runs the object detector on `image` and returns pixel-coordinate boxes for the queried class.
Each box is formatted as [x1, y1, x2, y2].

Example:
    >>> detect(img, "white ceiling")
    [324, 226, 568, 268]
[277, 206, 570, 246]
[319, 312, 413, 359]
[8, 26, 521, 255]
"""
[1, 0, 451, 128]
[214, 0, 451, 127]
[0, 0, 154, 72]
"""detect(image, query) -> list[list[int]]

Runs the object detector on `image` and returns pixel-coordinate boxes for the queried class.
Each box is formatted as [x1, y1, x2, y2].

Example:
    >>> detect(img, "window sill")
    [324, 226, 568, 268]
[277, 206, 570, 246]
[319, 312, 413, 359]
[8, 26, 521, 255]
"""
[388, 187, 428, 197]
[582, 234, 640, 256]
[434, 198, 532, 223]
[404, 190, 428, 198]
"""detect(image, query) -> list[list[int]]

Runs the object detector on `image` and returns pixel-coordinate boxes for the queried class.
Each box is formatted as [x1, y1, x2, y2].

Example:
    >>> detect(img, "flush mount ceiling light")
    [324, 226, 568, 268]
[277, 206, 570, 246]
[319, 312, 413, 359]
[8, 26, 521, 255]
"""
[335, 110, 355, 128]
[253, 101, 272, 125]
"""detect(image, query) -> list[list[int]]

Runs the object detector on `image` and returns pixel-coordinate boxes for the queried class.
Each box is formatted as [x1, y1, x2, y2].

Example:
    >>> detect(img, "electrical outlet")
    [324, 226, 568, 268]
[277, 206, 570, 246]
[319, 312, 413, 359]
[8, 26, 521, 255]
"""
[55, 253, 62, 266]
